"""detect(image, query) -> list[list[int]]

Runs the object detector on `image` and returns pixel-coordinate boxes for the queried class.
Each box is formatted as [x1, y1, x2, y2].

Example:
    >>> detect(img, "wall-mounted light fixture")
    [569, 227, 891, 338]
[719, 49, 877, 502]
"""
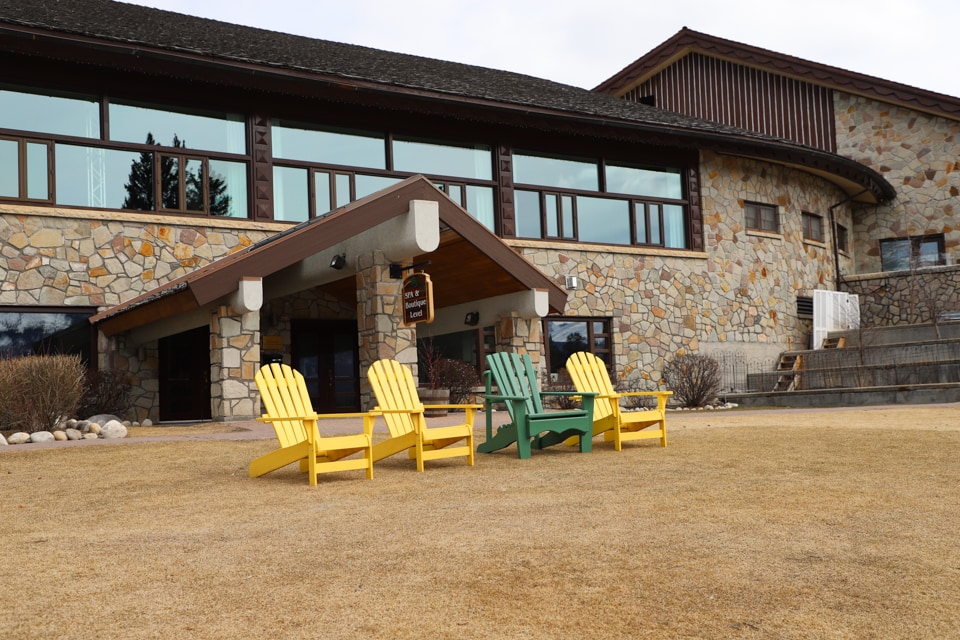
[464, 311, 480, 326]
[564, 275, 580, 290]
[329, 253, 347, 270]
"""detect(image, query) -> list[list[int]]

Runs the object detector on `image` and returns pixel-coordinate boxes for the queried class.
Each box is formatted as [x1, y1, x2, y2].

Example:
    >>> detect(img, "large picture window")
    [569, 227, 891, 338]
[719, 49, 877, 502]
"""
[513, 152, 689, 248]
[0, 307, 96, 364]
[880, 234, 945, 271]
[543, 317, 611, 378]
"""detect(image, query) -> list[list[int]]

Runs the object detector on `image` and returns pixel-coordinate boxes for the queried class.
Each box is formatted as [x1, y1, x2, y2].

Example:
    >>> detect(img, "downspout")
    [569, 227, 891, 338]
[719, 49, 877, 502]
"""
[829, 189, 868, 291]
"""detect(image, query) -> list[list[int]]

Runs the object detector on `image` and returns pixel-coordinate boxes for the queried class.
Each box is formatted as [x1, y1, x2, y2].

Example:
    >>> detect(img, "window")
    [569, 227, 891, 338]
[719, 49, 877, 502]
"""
[513, 152, 689, 248]
[802, 211, 823, 242]
[880, 234, 945, 271]
[272, 121, 385, 169]
[745, 202, 778, 232]
[109, 102, 246, 154]
[543, 317, 611, 377]
[0, 85, 100, 138]
[0, 307, 96, 363]
[0, 138, 52, 201]
[393, 137, 492, 180]
[835, 223, 849, 252]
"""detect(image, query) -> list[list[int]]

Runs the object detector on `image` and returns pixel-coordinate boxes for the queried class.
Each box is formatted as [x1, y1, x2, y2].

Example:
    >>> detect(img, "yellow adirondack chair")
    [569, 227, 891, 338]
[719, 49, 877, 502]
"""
[565, 352, 671, 450]
[367, 359, 479, 471]
[250, 363, 374, 485]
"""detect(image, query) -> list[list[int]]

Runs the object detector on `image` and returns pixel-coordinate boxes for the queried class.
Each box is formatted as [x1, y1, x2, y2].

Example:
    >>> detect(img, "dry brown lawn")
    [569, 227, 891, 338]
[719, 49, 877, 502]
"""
[2, 404, 959, 639]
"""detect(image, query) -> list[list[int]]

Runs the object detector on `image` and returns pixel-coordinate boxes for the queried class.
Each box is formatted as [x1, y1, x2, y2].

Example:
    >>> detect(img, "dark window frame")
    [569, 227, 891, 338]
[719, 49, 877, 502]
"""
[744, 201, 779, 233]
[835, 223, 849, 253]
[880, 234, 946, 272]
[801, 211, 824, 242]
[542, 316, 612, 378]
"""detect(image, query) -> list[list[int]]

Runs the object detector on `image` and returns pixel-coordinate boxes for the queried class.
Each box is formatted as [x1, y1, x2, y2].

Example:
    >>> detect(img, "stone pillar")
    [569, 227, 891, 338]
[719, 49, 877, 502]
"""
[356, 250, 416, 409]
[210, 305, 260, 421]
[494, 311, 543, 372]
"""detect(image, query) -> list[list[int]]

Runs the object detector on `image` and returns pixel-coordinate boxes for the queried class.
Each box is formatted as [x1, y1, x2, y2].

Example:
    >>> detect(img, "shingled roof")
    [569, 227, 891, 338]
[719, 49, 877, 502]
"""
[0, 0, 894, 201]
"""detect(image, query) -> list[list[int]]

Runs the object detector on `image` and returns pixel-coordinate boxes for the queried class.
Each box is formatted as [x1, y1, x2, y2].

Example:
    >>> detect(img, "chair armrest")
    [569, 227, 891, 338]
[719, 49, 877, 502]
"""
[541, 391, 598, 398]
[617, 391, 673, 398]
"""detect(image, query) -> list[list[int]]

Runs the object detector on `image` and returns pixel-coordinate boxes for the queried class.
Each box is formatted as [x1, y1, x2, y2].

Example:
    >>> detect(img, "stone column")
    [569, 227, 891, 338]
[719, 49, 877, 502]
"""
[210, 305, 260, 421]
[356, 250, 416, 409]
[494, 311, 543, 372]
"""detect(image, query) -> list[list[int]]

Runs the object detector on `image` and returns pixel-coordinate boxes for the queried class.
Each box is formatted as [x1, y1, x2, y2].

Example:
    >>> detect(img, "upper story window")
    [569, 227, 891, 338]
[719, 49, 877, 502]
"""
[880, 234, 945, 272]
[272, 121, 385, 169]
[109, 102, 246, 154]
[0, 85, 100, 138]
[0, 84, 250, 218]
[513, 152, 689, 248]
[271, 123, 495, 228]
[745, 202, 779, 233]
[834, 223, 849, 252]
[801, 211, 823, 242]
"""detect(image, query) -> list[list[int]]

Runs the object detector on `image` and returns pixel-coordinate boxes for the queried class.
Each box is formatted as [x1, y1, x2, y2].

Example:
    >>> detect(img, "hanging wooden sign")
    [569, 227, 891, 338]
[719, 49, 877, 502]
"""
[402, 272, 434, 325]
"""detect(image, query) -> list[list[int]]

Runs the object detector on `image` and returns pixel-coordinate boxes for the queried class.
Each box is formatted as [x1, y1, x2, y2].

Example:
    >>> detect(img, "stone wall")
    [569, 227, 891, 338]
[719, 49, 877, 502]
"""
[842, 264, 960, 327]
[834, 93, 960, 274]
[0, 206, 277, 306]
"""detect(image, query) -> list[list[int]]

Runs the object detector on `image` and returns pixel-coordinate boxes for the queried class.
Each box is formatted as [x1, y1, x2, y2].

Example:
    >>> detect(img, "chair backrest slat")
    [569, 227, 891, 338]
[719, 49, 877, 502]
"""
[566, 352, 616, 421]
[368, 359, 420, 438]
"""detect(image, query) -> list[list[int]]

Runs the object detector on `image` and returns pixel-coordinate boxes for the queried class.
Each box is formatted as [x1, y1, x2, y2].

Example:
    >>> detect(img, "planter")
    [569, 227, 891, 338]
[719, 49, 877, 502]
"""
[418, 388, 450, 417]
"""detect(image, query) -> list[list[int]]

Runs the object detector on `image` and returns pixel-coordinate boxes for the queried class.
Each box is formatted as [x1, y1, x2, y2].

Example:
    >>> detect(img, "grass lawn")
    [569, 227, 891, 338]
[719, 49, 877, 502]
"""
[1, 404, 959, 639]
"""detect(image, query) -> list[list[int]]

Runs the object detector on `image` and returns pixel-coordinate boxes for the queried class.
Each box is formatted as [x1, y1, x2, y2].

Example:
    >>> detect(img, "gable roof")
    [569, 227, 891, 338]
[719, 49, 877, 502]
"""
[91, 175, 567, 337]
[595, 27, 960, 123]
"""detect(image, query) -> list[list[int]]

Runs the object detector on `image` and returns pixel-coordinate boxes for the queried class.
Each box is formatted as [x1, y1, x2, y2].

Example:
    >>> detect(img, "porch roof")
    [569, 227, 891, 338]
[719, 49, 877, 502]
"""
[90, 176, 567, 339]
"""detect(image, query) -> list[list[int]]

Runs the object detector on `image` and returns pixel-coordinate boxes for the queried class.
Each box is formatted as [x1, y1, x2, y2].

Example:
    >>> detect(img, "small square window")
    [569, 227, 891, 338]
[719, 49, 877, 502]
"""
[745, 202, 778, 232]
[802, 212, 823, 242]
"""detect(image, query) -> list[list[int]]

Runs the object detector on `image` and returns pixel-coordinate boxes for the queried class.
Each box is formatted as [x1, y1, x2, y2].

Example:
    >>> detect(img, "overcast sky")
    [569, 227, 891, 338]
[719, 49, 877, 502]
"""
[124, 0, 960, 97]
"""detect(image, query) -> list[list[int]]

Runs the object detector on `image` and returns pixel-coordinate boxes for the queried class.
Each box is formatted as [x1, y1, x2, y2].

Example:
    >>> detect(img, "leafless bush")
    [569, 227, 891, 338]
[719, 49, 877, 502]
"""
[77, 369, 132, 418]
[434, 358, 481, 404]
[0, 354, 86, 432]
[542, 369, 580, 410]
[662, 353, 720, 408]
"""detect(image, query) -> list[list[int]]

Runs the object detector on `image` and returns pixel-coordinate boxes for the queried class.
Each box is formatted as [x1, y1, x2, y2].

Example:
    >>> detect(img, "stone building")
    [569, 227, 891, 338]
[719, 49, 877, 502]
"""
[6, 2, 947, 422]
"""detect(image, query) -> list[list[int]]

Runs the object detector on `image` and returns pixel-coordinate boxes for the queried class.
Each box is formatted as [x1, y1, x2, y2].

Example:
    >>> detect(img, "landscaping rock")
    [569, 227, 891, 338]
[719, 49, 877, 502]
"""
[7, 432, 30, 444]
[100, 420, 127, 439]
[65, 428, 83, 441]
[142, 418, 153, 427]
[82, 433, 99, 440]
[87, 414, 122, 426]
[0, 433, 7, 445]
[30, 431, 55, 443]
[53, 430, 68, 441]
[64, 418, 79, 429]
[89, 424, 101, 435]
[77, 420, 91, 432]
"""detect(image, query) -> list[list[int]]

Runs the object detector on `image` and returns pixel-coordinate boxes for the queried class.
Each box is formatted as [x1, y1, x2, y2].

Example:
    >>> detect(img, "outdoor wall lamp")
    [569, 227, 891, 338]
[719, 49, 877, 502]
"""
[464, 311, 480, 326]
[329, 253, 347, 270]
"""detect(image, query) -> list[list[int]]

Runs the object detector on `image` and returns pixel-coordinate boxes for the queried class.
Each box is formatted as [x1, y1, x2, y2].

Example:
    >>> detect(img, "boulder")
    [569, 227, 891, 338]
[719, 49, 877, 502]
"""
[53, 430, 68, 441]
[7, 432, 30, 444]
[141, 418, 153, 427]
[82, 433, 99, 440]
[89, 424, 101, 435]
[0, 433, 7, 446]
[29, 431, 55, 443]
[77, 420, 92, 432]
[86, 414, 122, 426]
[64, 418, 79, 429]
[100, 420, 128, 439]
[65, 428, 83, 441]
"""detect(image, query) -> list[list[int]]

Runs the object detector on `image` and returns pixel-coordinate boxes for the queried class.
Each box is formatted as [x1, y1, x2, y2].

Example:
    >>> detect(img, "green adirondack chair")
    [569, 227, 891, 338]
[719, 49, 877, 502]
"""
[477, 352, 596, 459]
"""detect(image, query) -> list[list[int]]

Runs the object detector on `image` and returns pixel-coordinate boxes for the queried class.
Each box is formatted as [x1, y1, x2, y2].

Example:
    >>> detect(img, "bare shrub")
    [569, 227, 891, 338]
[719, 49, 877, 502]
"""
[541, 368, 579, 410]
[434, 358, 481, 404]
[77, 369, 132, 418]
[0, 354, 86, 432]
[662, 353, 720, 408]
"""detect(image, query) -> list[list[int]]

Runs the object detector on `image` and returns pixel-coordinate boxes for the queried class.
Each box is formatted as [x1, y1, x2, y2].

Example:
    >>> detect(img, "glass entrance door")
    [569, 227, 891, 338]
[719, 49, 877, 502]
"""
[291, 319, 360, 412]
[158, 326, 211, 422]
